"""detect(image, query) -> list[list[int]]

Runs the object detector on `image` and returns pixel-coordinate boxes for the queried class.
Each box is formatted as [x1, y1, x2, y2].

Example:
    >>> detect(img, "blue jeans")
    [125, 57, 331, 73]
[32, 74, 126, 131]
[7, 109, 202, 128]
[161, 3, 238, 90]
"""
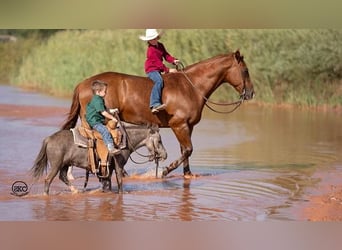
[147, 71, 164, 108]
[93, 123, 114, 149]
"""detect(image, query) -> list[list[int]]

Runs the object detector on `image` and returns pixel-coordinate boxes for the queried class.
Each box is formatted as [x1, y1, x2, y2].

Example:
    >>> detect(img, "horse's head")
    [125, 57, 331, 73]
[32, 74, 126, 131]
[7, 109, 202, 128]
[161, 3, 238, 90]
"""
[145, 124, 167, 161]
[226, 50, 255, 100]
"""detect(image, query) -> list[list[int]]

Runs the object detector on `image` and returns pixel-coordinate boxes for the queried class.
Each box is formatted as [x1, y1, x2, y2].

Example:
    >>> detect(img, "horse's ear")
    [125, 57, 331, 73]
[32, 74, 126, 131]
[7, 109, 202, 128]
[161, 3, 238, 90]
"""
[234, 50, 243, 63]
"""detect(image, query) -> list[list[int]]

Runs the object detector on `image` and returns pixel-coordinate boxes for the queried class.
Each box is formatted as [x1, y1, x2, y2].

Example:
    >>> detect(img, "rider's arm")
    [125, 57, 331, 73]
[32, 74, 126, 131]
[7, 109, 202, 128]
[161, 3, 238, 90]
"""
[101, 110, 117, 122]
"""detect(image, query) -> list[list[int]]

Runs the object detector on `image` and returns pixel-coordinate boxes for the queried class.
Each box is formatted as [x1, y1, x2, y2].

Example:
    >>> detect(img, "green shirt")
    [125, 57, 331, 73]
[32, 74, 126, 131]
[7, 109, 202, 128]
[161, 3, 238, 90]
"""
[86, 94, 106, 128]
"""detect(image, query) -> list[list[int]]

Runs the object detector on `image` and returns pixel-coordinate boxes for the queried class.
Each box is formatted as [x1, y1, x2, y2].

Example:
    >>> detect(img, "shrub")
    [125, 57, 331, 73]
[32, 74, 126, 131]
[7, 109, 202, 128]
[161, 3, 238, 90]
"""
[12, 29, 342, 107]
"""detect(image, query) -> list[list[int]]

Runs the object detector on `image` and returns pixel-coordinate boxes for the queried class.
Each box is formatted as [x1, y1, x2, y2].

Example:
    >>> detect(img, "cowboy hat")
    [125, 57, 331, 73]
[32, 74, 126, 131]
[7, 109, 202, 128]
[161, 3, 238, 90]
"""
[139, 29, 162, 41]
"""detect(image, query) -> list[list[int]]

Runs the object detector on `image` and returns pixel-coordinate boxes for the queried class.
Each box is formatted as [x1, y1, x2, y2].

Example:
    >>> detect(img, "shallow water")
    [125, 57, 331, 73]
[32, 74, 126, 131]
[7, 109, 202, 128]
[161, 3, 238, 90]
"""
[0, 85, 341, 221]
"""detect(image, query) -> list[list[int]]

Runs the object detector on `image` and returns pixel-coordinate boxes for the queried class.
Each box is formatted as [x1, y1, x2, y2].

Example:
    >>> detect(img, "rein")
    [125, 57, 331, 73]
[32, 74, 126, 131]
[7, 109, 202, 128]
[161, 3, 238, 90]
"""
[177, 62, 245, 114]
[113, 113, 157, 164]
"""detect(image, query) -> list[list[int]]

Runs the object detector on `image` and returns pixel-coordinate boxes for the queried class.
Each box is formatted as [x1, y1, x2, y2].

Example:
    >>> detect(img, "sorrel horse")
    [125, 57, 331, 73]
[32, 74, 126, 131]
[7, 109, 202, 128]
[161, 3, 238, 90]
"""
[31, 123, 167, 195]
[61, 50, 254, 177]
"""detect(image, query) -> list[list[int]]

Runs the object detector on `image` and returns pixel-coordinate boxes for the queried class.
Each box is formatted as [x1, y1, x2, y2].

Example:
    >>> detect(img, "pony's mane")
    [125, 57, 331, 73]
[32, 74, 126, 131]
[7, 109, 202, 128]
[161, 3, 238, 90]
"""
[121, 121, 159, 132]
[121, 121, 147, 129]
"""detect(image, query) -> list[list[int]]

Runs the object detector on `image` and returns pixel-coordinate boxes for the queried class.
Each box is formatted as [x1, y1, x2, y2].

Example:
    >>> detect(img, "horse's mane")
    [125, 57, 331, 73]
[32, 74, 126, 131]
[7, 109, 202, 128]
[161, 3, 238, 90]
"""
[184, 53, 234, 72]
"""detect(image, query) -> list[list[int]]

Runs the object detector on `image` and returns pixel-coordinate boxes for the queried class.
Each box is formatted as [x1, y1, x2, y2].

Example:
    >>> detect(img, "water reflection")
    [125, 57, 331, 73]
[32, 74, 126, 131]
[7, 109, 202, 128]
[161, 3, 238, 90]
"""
[31, 193, 124, 221]
[178, 180, 194, 221]
[6, 167, 329, 221]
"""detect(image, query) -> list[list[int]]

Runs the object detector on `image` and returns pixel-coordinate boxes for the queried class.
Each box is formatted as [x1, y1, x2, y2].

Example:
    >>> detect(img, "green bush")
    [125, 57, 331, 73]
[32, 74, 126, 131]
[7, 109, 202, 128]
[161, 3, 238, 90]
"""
[0, 34, 41, 84]
[10, 29, 342, 107]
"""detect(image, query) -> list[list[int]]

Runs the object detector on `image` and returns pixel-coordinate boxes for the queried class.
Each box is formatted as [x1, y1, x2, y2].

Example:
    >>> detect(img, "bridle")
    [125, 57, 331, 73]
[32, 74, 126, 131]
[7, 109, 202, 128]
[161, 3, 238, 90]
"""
[177, 62, 248, 114]
[128, 129, 160, 164]
[113, 113, 162, 165]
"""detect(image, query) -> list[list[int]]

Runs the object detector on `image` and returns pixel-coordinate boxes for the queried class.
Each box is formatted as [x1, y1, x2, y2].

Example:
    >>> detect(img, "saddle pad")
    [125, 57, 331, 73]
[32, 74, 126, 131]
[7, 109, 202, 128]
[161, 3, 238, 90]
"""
[70, 128, 88, 148]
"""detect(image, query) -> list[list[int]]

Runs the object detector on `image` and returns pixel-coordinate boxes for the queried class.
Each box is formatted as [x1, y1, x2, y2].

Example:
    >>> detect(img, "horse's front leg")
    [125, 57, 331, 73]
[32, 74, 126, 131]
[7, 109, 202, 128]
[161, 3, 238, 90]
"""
[162, 153, 188, 177]
[182, 148, 192, 177]
[162, 124, 193, 177]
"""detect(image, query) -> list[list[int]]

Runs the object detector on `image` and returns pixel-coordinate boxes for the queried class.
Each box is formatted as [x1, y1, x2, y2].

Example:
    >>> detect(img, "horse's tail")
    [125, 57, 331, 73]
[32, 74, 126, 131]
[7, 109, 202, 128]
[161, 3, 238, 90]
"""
[61, 85, 80, 130]
[30, 138, 49, 179]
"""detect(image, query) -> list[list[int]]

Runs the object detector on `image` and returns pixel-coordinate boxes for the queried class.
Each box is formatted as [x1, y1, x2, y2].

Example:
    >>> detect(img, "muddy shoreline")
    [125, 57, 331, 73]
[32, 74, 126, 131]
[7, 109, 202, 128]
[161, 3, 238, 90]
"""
[302, 171, 342, 221]
[0, 103, 68, 119]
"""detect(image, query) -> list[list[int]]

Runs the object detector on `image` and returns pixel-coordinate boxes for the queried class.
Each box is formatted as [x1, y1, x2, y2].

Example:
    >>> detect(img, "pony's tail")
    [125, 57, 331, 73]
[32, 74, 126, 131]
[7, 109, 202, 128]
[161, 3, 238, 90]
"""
[61, 85, 80, 130]
[30, 139, 49, 179]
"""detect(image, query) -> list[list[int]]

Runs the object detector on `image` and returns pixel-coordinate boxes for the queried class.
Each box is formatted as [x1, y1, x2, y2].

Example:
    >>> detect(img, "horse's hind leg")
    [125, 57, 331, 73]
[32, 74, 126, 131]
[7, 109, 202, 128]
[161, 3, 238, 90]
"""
[59, 166, 78, 194]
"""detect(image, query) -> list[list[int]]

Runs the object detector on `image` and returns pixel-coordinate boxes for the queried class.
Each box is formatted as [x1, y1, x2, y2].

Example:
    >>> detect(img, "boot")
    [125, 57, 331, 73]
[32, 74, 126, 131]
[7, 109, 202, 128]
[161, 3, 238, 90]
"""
[108, 144, 121, 155]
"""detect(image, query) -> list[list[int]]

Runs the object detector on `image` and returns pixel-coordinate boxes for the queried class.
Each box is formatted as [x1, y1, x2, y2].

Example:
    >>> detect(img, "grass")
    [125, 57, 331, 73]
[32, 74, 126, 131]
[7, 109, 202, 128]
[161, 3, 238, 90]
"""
[1, 29, 341, 108]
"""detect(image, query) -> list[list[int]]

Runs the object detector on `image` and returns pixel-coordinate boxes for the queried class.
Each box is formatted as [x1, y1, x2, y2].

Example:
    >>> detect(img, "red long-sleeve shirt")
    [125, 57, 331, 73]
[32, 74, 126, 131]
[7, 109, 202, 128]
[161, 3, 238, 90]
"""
[144, 42, 176, 74]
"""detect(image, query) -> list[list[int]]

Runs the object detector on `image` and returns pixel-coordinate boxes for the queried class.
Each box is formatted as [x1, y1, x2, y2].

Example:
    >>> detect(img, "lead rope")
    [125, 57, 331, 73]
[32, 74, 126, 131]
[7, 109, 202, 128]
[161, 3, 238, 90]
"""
[155, 153, 159, 178]
[176, 61, 244, 114]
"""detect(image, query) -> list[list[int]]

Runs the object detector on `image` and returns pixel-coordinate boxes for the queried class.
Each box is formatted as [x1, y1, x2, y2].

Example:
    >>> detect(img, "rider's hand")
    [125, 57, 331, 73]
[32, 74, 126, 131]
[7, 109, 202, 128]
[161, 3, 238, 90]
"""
[174, 59, 180, 65]
[109, 108, 119, 114]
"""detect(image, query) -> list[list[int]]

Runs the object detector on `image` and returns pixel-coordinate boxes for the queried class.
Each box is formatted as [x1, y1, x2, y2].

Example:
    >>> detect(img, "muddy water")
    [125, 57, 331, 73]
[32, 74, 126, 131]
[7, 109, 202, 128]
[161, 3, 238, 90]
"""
[0, 85, 341, 221]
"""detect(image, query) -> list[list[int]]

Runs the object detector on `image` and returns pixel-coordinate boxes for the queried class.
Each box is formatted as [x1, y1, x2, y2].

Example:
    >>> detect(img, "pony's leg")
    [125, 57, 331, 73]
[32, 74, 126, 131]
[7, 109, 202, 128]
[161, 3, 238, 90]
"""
[84, 170, 90, 190]
[59, 167, 78, 194]
[162, 124, 193, 177]
[67, 166, 75, 180]
[100, 177, 112, 192]
[44, 167, 60, 195]
[98, 158, 113, 193]
[113, 155, 123, 193]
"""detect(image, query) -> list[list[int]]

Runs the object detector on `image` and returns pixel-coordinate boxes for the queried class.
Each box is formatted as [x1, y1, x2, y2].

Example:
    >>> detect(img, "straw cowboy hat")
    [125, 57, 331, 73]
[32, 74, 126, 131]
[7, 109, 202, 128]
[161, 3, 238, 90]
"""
[139, 29, 162, 41]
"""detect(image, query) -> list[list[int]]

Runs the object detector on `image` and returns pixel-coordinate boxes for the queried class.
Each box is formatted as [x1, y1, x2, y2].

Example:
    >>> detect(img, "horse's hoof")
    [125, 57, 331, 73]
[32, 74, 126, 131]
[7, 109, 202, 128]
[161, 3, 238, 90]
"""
[162, 169, 168, 178]
[122, 170, 129, 177]
[102, 188, 112, 193]
[70, 186, 78, 194]
[183, 172, 194, 179]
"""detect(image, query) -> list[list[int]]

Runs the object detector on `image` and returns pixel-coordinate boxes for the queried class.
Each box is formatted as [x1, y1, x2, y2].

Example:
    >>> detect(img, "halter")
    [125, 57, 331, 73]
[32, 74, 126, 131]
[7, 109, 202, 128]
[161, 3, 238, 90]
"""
[177, 61, 247, 114]
[113, 113, 162, 164]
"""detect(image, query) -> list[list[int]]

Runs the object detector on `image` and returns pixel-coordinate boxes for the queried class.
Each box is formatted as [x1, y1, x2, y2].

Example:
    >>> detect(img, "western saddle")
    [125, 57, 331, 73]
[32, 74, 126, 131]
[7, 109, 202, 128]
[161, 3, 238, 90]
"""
[71, 119, 125, 177]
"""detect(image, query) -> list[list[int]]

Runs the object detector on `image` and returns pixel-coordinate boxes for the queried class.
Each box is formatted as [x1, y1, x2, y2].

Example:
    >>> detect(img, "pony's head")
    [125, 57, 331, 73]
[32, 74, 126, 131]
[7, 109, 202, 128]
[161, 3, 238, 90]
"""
[145, 124, 167, 161]
[226, 50, 255, 100]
